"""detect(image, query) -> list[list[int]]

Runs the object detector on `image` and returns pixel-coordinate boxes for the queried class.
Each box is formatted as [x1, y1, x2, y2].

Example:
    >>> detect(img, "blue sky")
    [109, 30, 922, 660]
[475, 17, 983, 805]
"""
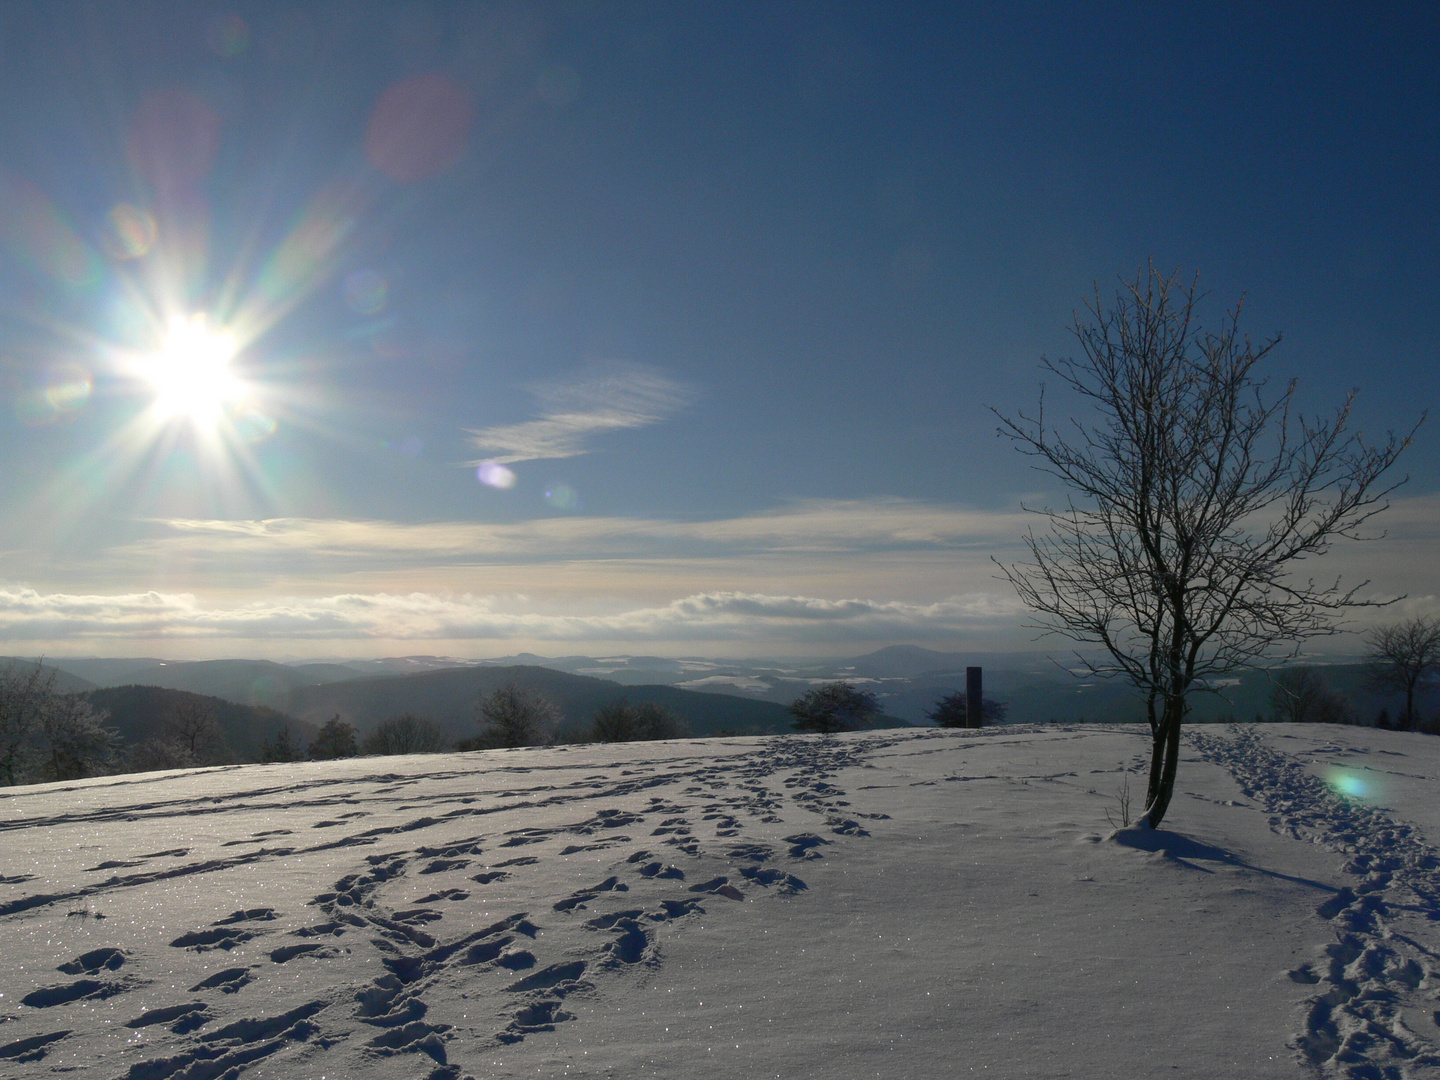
[0, 2, 1434, 659]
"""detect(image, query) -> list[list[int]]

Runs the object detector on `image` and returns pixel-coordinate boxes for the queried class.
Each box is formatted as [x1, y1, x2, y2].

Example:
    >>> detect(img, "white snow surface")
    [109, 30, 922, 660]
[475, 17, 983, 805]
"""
[3, 724, 1440, 1079]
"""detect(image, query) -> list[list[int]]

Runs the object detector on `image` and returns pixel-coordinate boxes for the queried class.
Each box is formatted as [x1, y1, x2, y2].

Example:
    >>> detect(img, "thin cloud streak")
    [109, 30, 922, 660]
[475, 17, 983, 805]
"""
[142, 492, 1440, 566]
[465, 362, 696, 465]
[136, 500, 1028, 570]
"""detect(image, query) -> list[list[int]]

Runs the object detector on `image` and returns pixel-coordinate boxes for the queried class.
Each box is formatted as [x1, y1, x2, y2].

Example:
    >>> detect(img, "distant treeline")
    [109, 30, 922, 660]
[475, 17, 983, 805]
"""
[1030, 663, 1440, 732]
[1188, 662, 1440, 732]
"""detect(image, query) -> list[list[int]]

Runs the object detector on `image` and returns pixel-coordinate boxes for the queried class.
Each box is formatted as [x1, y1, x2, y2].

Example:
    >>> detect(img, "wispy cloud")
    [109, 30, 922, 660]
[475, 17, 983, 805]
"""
[465, 361, 696, 464]
[144, 499, 1028, 564]
[140, 492, 1440, 568]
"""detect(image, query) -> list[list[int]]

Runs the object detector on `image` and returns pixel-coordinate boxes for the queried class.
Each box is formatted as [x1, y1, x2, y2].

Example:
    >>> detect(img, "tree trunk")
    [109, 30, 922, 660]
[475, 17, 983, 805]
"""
[1145, 727, 1165, 813]
[1139, 698, 1184, 828]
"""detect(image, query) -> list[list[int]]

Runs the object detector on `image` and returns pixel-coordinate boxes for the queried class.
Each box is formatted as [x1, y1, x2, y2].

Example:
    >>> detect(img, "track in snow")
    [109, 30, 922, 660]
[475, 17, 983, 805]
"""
[0, 734, 901, 1080]
[1192, 727, 1440, 1079]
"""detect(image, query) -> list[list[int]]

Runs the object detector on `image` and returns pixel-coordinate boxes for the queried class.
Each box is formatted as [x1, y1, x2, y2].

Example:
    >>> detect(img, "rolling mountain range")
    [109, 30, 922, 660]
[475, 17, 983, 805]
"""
[11, 657, 809, 751]
[11, 645, 1431, 766]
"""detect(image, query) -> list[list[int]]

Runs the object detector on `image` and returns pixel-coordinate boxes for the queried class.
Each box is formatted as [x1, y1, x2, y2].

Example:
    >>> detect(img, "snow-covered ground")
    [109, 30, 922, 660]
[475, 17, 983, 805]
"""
[2, 724, 1439, 1079]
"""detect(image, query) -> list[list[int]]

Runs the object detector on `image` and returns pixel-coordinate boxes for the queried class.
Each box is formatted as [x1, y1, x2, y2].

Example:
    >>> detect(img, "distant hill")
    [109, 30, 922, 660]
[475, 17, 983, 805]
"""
[0, 657, 99, 694]
[39, 658, 809, 741]
[288, 662, 375, 684]
[97, 659, 354, 712]
[81, 685, 317, 762]
[40, 649, 1424, 733]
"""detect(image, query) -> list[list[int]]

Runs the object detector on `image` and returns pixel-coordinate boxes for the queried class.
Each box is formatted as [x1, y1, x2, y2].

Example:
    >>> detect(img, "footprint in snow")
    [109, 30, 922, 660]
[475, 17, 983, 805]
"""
[1191, 728, 1440, 1075]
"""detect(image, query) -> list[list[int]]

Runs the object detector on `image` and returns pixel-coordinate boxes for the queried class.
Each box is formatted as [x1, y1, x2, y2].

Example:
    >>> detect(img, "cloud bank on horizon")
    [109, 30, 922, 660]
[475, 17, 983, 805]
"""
[1, 492, 1435, 657]
[0, 586, 1019, 646]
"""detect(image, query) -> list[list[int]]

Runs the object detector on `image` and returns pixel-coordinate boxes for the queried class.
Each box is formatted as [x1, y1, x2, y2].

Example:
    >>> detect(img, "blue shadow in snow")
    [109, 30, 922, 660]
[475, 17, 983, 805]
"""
[1110, 827, 1335, 892]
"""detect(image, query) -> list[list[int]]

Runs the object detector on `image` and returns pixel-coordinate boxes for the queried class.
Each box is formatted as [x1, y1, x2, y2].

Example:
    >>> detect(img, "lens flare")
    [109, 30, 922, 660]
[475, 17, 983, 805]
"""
[543, 483, 580, 510]
[1326, 769, 1371, 799]
[364, 73, 474, 182]
[258, 187, 356, 309]
[15, 363, 93, 425]
[8, 62, 478, 531]
[0, 171, 101, 288]
[102, 204, 157, 260]
[208, 13, 250, 57]
[369, 321, 408, 358]
[45, 371, 92, 412]
[477, 460, 515, 489]
[7, 94, 403, 531]
[126, 90, 221, 193]
[232, 402, 278, 443]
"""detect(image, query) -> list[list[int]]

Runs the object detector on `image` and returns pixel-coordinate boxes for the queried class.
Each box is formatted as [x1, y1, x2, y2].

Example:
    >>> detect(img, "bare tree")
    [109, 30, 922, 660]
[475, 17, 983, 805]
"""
[163, 698, 226, 765]
[363, 713, 450, 755]
[129, 697, 228, 773]
[1269, 667, 1352, 725]
[928, 692, 1007, 728]
[470, 685, 559, 749]
[590, 700, 688, 743]
[994, 266, 1419, 828]
[632, 702, 687, 741]
[789, 682, 879, 734]
[0, 662, 57, 785]
[591, 699, 640, 743]
[38, 694, 119, 781]
[1365, 616, 1440, 731]
[0, 664, 118, 783]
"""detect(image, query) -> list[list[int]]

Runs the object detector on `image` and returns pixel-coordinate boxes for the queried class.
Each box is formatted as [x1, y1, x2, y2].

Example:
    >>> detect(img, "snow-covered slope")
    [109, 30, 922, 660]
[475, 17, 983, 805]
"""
[1, 724, 1437, 1079]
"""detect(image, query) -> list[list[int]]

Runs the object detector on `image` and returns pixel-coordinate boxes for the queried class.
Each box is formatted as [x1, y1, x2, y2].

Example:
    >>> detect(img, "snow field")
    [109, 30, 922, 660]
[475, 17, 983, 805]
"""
[1, 724, 1438, 1078]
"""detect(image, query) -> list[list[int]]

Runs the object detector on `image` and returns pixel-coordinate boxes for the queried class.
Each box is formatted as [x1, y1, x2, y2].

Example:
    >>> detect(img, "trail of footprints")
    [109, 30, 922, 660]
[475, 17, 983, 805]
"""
[1, 734, 895, 1079]
[1191, 728, 1440, 1079]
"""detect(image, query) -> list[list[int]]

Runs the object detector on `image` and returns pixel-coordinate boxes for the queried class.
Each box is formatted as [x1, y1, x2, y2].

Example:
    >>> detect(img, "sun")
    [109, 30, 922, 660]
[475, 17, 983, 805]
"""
[141, 313, 242, 426]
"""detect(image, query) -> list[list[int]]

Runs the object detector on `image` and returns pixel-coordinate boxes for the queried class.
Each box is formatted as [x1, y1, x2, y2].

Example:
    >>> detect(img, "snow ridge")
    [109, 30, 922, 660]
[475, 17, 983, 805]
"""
[1191, 727, 1440, 1078]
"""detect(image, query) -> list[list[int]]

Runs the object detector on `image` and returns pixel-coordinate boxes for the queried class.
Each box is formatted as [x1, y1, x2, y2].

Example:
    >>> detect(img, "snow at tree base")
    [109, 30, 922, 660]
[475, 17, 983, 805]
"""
[3, 724, 1440, 1078]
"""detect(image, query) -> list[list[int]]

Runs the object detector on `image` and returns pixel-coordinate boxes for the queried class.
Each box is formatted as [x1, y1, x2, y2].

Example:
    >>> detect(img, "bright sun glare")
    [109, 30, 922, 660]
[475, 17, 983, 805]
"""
[143, 314, 242, 425]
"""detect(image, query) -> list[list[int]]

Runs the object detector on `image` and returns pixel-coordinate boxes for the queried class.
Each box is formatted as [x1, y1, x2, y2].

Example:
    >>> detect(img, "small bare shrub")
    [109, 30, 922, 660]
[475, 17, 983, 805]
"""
[1105, 771, 1133, 829]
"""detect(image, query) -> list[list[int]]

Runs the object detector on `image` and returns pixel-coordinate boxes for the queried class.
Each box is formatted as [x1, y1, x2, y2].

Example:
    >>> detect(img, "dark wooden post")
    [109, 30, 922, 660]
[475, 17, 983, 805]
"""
[966, 666, 983, 728]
